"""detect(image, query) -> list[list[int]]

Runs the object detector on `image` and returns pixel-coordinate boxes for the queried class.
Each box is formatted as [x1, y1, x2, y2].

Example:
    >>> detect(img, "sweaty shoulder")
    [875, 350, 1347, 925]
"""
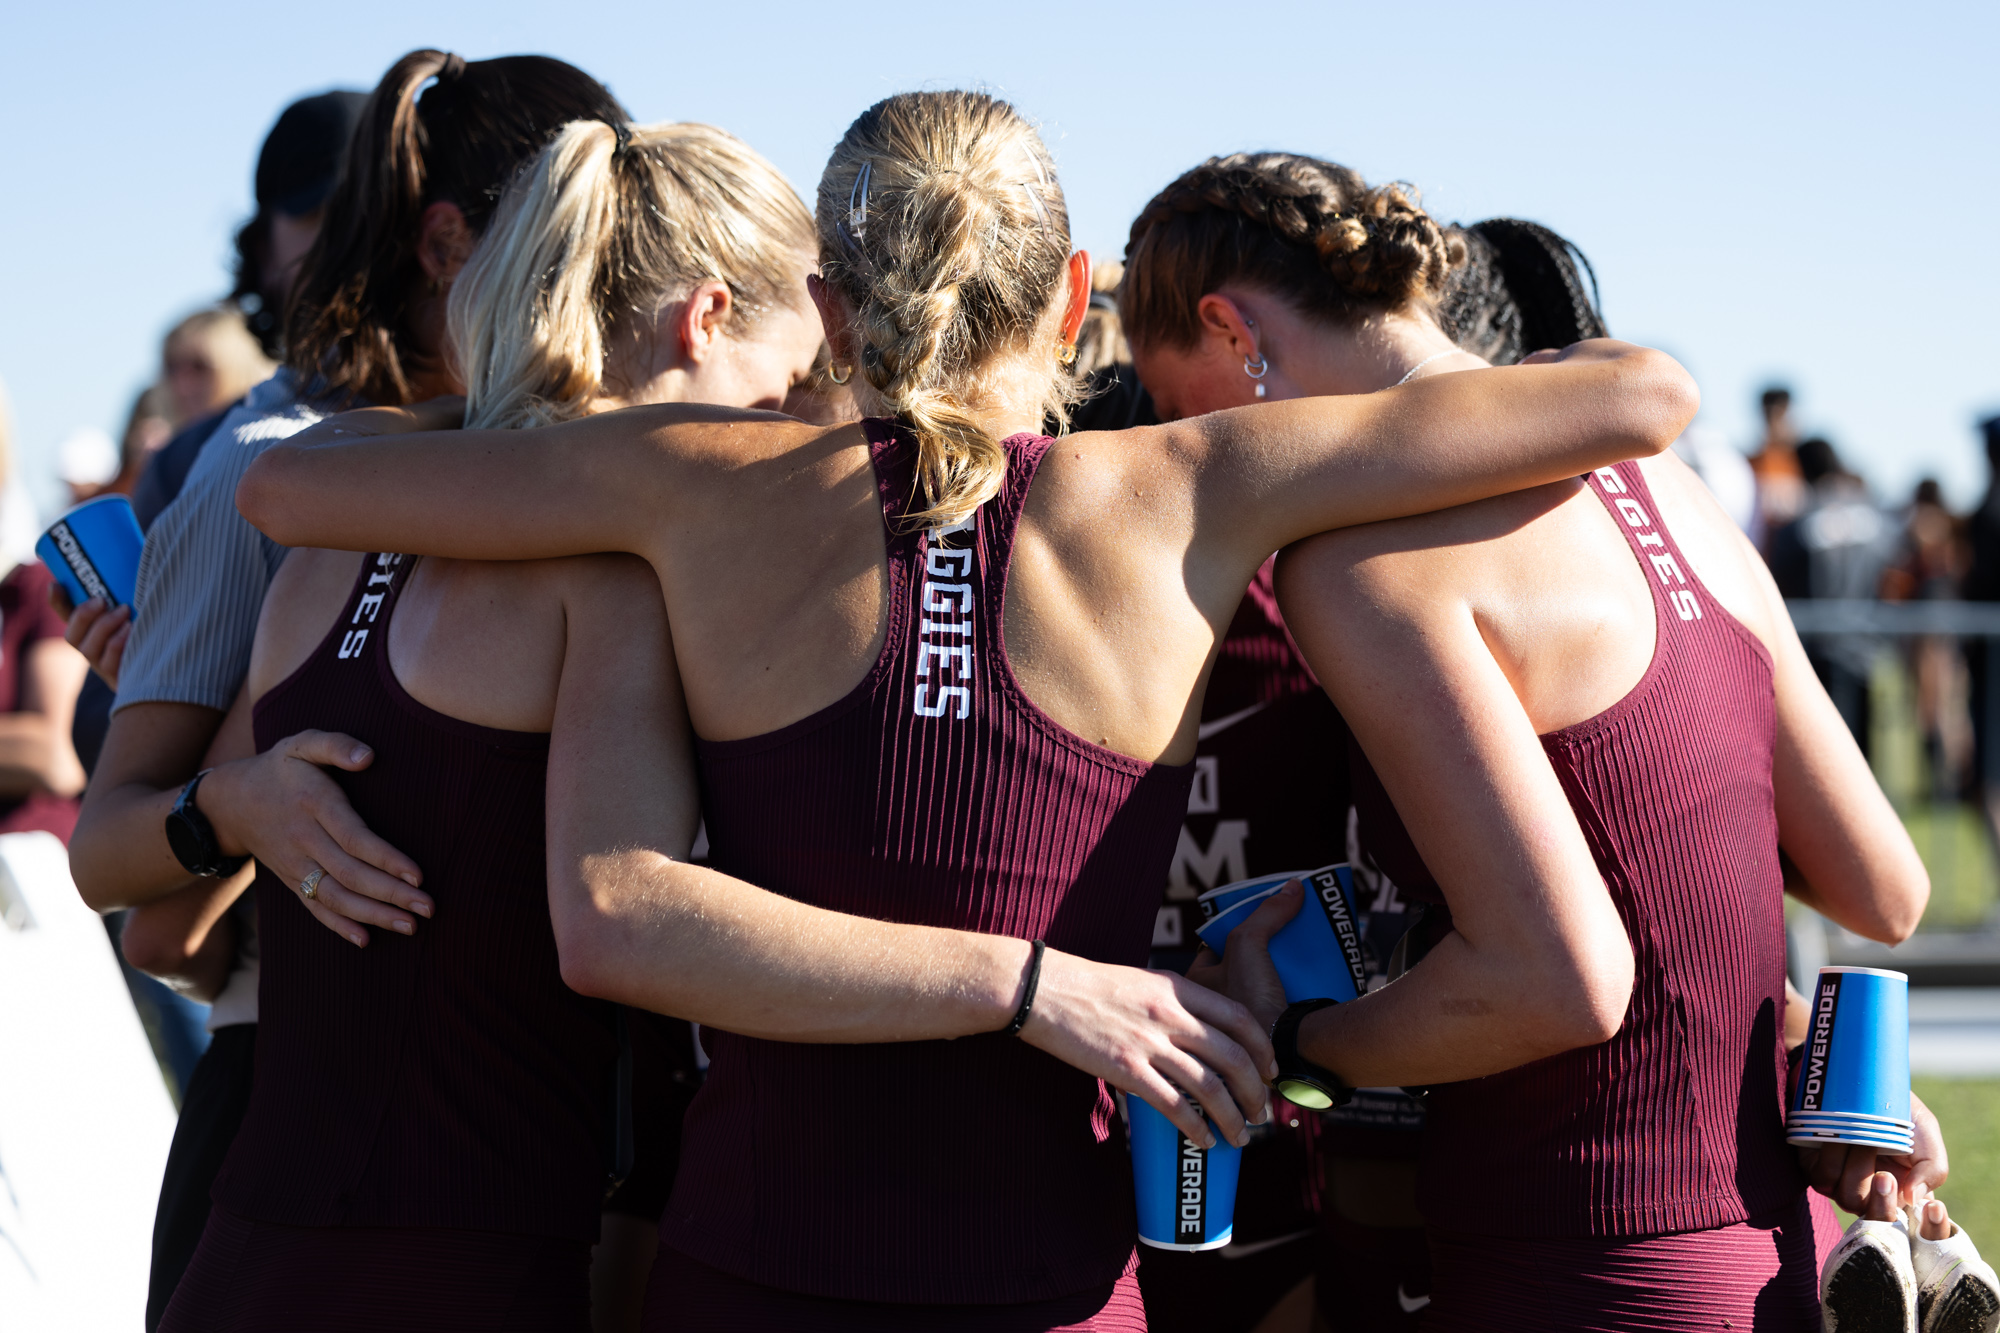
[1630, 452, 1783, 651]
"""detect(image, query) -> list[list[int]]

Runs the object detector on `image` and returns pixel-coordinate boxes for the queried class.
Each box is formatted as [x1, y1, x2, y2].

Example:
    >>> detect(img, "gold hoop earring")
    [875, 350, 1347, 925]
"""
[827, 364, 852, 386]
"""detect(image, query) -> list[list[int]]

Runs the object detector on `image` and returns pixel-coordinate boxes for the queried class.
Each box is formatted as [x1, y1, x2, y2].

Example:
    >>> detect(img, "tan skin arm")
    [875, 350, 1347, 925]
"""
[545, 558, 1277, 1150]
[0, 637, 89, 800]
[114, 687, 258, 999]
[1760, 540, 1927, 941]
[71, 701, 228, 910]
[237, 342, 1693, 572]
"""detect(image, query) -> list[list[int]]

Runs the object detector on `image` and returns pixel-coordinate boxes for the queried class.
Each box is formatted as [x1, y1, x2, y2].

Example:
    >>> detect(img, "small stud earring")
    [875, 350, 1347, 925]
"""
[1244, 352, 1269, 399]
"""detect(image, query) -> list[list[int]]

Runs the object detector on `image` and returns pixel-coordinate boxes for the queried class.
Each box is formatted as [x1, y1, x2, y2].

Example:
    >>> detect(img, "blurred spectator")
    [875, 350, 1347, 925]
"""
[1749, 385, 1808, 549]
[230, 89, 368, 359]
[128, 91, 365, 533]
[1767, 437, 1895, 751]
[1884, 478, 1974, 797]
[158, 307, 273, 429]
[1671, 420, 1757, 535]
[1960, 417, 2000, 826]
[67, 387, 173, 507]
[56, 426, 120, 504]
[1064, 258, 1157, 434]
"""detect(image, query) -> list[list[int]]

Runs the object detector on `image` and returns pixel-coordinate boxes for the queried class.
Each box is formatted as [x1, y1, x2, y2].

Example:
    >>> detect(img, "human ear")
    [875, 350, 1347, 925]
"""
[807, 273, 861, 369]
[1195, 293, 1259, 361]
[677, 281, 734, 365]
[415, 202, 475, 286]
[1059, 250, 1092, 348]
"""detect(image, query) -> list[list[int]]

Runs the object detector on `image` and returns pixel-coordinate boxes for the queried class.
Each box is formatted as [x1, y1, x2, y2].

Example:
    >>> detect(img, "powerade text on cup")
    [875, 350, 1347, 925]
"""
[1786, 965, 1911, 1151]
[37, 494, 144, 610]
[1128, 1095, 1240, 1251]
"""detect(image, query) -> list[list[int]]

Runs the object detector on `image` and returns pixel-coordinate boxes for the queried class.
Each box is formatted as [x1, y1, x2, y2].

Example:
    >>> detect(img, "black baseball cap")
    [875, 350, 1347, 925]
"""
[254, 89, 369, 217]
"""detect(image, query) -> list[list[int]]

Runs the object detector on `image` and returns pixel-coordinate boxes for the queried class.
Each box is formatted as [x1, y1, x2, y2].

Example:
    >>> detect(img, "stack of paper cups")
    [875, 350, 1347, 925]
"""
[1193, 865, 1371, 1005]
[1786, 966, 1913, 1154]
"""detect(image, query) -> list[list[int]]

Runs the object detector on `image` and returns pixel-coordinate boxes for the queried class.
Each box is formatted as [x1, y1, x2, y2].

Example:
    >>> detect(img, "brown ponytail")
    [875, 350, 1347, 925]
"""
[817, 92, 1078, 531]
[1119, 152, 1465, 351]
[284, 50, 625, 407]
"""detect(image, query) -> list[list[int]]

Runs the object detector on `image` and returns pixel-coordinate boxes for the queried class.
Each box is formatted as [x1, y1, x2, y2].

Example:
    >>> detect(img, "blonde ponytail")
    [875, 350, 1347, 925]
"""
[817, 92, 1079, 531]
[450, 120, 816, 431]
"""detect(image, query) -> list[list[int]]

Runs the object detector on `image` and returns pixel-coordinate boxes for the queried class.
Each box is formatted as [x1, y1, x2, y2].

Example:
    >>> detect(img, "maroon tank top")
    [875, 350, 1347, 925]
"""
[1346, 462, 1798, 1237]
[214, 554, 628, 1241]
[662, 422, 1195, 1304]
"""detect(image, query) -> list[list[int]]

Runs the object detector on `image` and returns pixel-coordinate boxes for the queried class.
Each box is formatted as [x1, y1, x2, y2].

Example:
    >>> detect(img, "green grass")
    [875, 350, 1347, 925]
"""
[1904, 807, 2000, 930]
[1836, 1080, 2000, 1239]
[1914, 1078, 2000, 1243]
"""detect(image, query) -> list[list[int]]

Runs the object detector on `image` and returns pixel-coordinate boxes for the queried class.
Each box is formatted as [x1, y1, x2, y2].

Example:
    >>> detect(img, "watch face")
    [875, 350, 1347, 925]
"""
[1276, 1077, 1335, 1111]
[165, 813, 209, 874]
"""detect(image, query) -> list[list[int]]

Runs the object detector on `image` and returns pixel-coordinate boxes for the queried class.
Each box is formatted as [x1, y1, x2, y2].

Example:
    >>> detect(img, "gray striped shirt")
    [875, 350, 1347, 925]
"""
[115, 369, 325, 713]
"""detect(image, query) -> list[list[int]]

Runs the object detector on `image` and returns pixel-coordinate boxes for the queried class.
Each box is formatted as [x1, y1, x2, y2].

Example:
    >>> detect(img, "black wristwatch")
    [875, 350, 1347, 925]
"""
[165, 770, 249, 878]
[1270, 999, 1350, 1110]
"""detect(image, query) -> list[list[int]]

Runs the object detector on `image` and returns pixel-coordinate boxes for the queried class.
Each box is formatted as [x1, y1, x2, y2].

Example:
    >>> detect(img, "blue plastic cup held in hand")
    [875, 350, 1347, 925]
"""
[1128, 1094, 1240, 1251]
[1786, 966, 1910, 1151]
[38, 494, 144, 609]
[1195, 863, 1370, 1004]
[1195, 873, 1298, 924]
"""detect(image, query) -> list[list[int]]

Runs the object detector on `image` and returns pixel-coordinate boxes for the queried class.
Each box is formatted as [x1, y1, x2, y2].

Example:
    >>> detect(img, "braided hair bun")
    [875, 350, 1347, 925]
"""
[1439, 219, 1605, 366]
[1120, 152, 1464, 349]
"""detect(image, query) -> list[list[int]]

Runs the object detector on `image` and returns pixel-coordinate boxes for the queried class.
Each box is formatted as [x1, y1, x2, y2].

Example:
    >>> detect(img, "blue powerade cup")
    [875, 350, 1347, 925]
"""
[1195, 864, 1370, 1005]
[1128, 1094, 1241, 1251]
[37, 494, 144, 609]
[1196, 872, 1301, 924]
[1787, 965, 1911, 1150]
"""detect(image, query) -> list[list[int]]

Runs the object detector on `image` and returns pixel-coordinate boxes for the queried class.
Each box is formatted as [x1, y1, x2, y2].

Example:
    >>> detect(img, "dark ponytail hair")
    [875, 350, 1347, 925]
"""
[1119, 151, 1465, 351]
[285, 50, 626, 406]
[1439, 219, 1605, 367]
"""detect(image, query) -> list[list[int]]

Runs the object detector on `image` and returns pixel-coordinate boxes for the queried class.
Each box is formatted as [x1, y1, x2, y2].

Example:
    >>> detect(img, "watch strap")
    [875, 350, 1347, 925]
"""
[1270, 998, 1350, 1110]
[169, 770, 249, 877]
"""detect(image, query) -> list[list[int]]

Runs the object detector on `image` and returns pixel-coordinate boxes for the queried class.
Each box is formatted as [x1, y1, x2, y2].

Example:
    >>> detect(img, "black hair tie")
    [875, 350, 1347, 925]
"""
[1006, 940, 1047, 1037]
[602, 118, 632, 159]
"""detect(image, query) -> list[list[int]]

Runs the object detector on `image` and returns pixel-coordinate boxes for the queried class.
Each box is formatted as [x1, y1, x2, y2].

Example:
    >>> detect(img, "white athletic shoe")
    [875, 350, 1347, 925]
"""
[1823, 1214, 1917, 1333]
[1911, 1218, 2000, 1333]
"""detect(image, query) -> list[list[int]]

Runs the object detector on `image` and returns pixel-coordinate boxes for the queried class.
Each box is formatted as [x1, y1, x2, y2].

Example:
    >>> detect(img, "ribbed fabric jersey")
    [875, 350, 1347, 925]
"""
[661, 421, 1195, 1305]
[1349, 462, 1798, 1238]
[213, 554, 623, 1242]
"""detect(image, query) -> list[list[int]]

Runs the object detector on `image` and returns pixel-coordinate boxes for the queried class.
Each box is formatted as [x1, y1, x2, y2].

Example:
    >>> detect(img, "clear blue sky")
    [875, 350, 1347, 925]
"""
[3, 0, 1995, 519]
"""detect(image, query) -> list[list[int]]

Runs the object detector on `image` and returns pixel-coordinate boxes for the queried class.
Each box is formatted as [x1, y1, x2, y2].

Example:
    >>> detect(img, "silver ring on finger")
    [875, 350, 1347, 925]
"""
[298, 867, 326, 900]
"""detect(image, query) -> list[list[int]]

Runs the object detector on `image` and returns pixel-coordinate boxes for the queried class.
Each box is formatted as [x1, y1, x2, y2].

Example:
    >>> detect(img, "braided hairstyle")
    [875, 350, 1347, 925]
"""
[1119, 152, 1465, 351]
[817, 92, 1078, 531]
[1439, 219, 1605, 366]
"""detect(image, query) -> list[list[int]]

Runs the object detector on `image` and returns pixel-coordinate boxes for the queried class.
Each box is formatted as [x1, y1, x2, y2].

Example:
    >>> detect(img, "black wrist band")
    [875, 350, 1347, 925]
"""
[1006, 939, 1046, 1037]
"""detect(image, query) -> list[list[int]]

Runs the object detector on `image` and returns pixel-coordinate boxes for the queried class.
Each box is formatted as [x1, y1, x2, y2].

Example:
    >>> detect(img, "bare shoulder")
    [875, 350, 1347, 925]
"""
[1275, 484, 1564, 618]
[247, 548, 365, 698]
[1029, 423, 1203, 547]
[1634, 452, 1782, 645]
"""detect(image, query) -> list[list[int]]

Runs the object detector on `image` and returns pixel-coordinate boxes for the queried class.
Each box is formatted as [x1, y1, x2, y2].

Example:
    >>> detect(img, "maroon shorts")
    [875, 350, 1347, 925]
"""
[157, 1205, 591, 1333]
[645, 1246, 1147, 1331]
[1420, 1192, 1839, 1332]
